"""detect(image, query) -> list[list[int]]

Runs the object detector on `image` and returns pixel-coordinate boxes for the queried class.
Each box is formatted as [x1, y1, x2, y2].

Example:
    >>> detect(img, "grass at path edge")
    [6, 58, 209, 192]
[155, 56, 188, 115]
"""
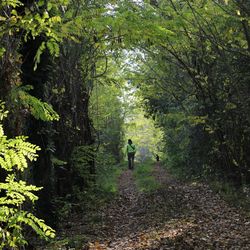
[133, 160, 160, 192]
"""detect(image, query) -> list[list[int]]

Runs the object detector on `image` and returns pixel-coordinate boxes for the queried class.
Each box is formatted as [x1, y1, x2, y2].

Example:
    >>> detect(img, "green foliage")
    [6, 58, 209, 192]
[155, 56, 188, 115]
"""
[70, 144, 122, 200]
[124, 105, 164, 162]
[11, 85, 59, 121]
[95, 150, 123, 195]
[2, 0, 250, 244]
[0, 134, 40, 171]
[51, 195, 73, 222]
[90, 83, 125, 163]
[158, 112, 190, 173]
[0, 0, 66, 61]
[71, 145, 95, 181]
[129, 0, 250, 188]
[53, 147, 123, 223]
[0, 102, 8, 124]
[0, 102, 55, 248]
[51, 156, 67, 166]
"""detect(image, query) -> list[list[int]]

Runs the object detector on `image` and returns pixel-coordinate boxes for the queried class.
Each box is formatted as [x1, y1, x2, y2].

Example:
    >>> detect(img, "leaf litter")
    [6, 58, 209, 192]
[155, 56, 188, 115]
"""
[59, 164, 250, 249]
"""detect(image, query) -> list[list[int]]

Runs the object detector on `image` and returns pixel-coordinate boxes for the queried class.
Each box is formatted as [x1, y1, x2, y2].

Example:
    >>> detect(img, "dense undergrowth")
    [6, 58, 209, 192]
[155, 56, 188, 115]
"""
[56, 160, 125, 220]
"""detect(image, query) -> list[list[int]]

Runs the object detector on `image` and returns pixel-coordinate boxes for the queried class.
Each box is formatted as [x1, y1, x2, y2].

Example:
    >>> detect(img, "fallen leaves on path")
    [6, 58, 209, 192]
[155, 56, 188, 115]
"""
[61, 164, 250, 250]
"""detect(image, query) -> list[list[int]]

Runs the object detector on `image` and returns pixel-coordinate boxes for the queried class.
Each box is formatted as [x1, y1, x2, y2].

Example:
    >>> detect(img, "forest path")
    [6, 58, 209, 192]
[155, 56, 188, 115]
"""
[85, 163, 250, 249]
[57, 164, 250, 249]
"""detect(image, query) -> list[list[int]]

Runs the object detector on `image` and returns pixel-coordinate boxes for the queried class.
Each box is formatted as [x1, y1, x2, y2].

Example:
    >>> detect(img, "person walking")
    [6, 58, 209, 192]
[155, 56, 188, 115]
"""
[126, 139, 136, 170]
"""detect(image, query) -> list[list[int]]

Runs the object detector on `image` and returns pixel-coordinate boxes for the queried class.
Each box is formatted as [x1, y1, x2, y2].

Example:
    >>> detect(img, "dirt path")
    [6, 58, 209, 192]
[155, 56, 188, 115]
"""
[83, 164, 250, 249]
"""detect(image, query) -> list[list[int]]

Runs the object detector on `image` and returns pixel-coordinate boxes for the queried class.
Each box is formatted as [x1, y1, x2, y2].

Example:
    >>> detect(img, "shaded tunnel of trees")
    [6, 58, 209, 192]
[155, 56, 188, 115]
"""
[0, 0, 250, 247]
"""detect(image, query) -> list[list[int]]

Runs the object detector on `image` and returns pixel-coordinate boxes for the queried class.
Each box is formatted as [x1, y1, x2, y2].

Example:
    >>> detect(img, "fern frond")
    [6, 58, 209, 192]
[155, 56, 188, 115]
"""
[19, 90, 60, 121]
[10, 86, 60, 121]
